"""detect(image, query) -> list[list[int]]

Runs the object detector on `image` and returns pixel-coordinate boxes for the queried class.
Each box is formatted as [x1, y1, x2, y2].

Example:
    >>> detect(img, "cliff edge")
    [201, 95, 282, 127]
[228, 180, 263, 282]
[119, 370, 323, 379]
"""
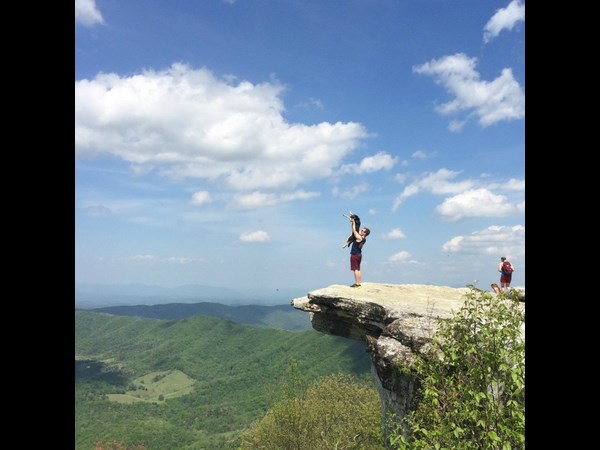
[291, 282, 525, 441]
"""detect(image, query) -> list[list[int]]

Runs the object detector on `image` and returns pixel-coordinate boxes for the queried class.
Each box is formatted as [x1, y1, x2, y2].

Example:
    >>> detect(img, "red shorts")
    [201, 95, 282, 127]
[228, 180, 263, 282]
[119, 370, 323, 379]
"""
[350, 253, 362, 271]
[500, 274, 512, 284]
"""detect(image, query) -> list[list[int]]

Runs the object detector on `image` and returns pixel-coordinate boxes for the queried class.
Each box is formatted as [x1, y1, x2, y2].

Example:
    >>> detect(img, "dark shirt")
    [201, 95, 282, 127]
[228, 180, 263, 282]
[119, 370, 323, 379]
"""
[350, 238, 366, 255]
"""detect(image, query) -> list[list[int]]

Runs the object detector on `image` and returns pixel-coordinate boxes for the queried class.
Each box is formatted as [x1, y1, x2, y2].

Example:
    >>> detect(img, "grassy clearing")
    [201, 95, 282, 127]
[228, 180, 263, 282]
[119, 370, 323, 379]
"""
[107, 369, 196, 404]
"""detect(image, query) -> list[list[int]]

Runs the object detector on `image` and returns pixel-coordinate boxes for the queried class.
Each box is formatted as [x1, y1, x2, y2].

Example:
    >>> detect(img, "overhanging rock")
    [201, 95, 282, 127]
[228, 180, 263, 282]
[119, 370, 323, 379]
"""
[291, 282, 524, 442]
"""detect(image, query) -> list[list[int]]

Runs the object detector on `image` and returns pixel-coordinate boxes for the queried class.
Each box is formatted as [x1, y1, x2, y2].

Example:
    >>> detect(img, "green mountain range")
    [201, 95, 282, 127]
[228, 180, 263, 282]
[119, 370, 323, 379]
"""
[75, 307, 372, 449]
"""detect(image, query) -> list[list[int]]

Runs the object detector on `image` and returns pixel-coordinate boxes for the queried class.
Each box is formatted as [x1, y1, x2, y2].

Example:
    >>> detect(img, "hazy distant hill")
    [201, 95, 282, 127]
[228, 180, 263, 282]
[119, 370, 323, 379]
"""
[75, 282, 306, 308]
[90, 302, 312, 330]
[75, 310, 372, 449]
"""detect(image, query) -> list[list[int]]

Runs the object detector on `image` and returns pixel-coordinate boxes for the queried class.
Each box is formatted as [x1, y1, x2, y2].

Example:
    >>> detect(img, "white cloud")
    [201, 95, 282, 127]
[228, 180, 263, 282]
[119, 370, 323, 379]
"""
[332, 183, 369, 200]
[388, 251, 411, 262]
[516, 200, 525, 214]
[132, 254, 157, 262]
[383, 228, 406, 240]
[411, 150, 427, 159]
[442, 224, 525, 258]
[231, 189, 319, 209]
[297, 97, 324, 110]
[392, 168, 475, 211]
[191, 191, 213, 205]
[75, 64, 367, 195]
[505, 178, 525, 190]
[240, 230, 270, 243]
[483, 0, 525, 43]
[391, 169, 524, 220]
[340, 151, 398, 174]
[413, 53, 524, 127]
[419, 169, 475, 195]
[75, 0, 105, 27]
[483, 177, 525, 191]
[391, 184, 419, 211]
[436, 188, 516, 221]
[448, 120, 466, 133]
[442, 236, 464, 252]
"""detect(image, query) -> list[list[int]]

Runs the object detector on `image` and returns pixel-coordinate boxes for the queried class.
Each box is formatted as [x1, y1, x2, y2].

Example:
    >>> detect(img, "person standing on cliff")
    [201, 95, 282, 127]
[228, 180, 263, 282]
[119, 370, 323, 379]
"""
[498, 256, 514, 293]
[349, 216, 370, 288]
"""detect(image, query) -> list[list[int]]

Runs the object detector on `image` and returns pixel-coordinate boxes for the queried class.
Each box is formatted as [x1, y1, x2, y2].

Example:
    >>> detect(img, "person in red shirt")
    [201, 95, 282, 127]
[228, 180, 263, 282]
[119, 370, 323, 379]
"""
[498, 256, 514, 293]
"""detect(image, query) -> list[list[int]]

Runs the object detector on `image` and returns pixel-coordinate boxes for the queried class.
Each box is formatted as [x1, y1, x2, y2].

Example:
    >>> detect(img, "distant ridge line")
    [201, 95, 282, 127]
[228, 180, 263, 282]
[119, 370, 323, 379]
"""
[89, 301, 311, 331]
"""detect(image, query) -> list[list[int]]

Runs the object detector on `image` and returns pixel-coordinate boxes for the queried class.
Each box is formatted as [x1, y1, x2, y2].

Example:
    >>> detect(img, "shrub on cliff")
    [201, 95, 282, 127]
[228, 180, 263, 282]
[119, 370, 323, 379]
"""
[389, 287, 525, 450]
[238, 361, 384, 449]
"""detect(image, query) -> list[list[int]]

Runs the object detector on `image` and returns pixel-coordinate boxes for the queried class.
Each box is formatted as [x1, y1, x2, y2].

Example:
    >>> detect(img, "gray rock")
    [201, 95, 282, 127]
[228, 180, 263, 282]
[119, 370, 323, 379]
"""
[291, 282, 525, 445]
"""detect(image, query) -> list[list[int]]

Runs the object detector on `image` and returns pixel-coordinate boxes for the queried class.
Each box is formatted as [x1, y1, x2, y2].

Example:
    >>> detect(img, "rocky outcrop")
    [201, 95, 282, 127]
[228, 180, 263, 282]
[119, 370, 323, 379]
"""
[291, 282, 524, 442]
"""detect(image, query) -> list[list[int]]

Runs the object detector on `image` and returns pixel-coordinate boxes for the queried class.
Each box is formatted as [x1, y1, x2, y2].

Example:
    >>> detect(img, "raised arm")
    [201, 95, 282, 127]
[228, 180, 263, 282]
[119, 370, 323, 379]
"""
[351, 218, 363, 241]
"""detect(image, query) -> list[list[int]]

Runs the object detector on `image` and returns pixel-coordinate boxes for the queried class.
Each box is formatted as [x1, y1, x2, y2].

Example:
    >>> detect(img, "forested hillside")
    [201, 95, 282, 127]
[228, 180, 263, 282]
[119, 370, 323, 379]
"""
[75, 310, 372, 449]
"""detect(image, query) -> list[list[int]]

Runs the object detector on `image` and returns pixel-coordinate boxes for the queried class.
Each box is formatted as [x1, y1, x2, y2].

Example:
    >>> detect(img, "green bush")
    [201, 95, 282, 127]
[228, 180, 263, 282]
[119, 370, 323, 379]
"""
[239, 361, 384, 449]
[389, 287, 525, 450]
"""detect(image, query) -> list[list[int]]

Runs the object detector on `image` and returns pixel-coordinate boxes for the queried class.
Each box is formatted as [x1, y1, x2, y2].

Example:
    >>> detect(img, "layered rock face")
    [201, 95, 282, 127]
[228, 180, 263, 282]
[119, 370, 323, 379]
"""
[291, 283, 524, 441]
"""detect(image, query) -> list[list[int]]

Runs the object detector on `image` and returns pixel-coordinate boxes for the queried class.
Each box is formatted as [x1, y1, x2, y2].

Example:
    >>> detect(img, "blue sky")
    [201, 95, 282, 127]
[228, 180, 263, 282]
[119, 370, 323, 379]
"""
[75, 0, 525, 299]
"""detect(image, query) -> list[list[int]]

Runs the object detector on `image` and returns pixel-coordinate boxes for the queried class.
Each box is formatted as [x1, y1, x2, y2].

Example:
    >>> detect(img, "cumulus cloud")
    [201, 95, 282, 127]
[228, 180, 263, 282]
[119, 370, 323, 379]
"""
[392, 168, 475, 211]
[191, 191, 213, 205]
[231, 189, 319, 209]
[383, 228, 406, 240]
[75, 0, 105, 27]
[340, 151, 398, 174]
[436, 188, 517, 221]
[388, 251, 411, 262]
[413, 53, 524, 127]
[75, 63, 367, 195]
[483, 0, 525, 43]
[442, 224, 525, 258]
[240, 230, 270, 243]
[392, 170, 524, 219]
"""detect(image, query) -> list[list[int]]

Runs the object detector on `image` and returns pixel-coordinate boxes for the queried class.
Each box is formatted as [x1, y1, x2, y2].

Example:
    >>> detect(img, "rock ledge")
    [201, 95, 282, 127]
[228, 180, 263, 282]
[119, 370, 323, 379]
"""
[291, 282, 524, 440]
